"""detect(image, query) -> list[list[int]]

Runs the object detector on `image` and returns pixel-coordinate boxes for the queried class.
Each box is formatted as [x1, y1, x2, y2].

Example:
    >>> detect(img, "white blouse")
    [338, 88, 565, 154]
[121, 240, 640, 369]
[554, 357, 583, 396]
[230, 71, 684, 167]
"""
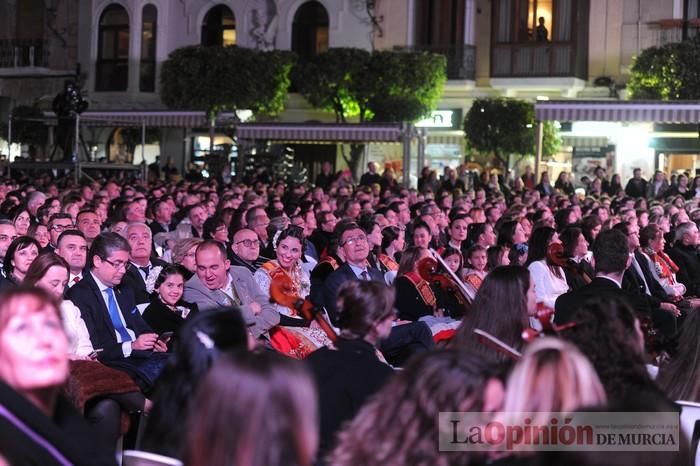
[528, 260, 569, 309]
[60, 300, 95, 358]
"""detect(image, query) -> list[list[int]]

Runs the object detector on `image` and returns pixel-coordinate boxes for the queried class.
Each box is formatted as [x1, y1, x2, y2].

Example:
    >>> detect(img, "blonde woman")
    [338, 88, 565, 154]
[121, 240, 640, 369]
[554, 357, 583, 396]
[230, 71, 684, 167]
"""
[496, 337, 607, 458]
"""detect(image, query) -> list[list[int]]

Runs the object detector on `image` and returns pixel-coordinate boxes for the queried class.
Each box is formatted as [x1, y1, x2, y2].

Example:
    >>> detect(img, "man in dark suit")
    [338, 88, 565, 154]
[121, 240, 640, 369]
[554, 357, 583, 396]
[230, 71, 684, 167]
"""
[322, 223, 383, 323]
[148, 198, 175, 237]
[555, 229, 654, 325]
[667, 222, 700, 297]
[120, 222, 167, 305]
[67, 232, 168, 391]
[614, 222, 679, 337]
[320, 222, 434, 366]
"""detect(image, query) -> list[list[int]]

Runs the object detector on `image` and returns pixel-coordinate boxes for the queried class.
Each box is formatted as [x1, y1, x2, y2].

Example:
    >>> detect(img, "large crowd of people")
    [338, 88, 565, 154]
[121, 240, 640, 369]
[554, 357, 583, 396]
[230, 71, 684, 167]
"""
[0, 161, 698, 465]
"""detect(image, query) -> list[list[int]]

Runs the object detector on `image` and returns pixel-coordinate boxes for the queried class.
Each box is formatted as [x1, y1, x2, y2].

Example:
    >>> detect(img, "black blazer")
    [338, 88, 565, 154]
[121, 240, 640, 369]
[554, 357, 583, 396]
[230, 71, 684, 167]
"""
[554, 277, 650, 325]
[142, 297, 199, 350]
[322, 263, 383, 324]
[394, 275, 434, 321]
[634, 250, 673, 301]
[120, 258, 168, 305]
[306, 338, 394, 455]
[667, 244, 700, 297]
[67, 273, 153, 362]
[0, 380, 116, 466]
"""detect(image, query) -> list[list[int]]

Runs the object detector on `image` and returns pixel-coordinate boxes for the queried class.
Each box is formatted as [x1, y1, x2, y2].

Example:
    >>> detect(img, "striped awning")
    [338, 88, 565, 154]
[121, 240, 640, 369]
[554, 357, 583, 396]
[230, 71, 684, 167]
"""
[236, 123, 405, 143]
[41, 111, 241, 128]
[536, 101, 700, 123]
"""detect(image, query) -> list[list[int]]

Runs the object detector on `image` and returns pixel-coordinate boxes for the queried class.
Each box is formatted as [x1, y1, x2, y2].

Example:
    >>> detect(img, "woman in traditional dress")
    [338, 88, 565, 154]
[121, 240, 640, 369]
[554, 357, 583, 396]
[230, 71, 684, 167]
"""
[254, 225, 333, 358]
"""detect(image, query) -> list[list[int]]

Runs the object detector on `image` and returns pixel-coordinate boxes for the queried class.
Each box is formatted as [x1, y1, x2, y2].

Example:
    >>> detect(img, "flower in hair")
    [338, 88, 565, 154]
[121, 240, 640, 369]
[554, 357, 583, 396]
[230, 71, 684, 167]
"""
[196, 330, 215, 349]
[145, 265, 164, 294]
[272, 229, 283, 251]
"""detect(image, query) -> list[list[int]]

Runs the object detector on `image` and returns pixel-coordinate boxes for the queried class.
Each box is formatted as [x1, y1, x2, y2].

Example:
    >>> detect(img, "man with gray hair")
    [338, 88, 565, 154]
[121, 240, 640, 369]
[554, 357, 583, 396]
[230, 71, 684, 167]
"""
[668, 222, 700, 297]
[121, 222, 167, 304]
[26, 190, 46, 219]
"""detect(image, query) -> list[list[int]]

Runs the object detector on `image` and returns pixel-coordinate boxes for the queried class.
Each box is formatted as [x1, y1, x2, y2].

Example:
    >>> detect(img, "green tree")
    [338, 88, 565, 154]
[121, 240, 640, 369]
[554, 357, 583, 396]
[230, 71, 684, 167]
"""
[296, 47, 446, 177]
[628, 36, 700, 99]
[464, 98, 560, 169]
[160, 45, 295, 118]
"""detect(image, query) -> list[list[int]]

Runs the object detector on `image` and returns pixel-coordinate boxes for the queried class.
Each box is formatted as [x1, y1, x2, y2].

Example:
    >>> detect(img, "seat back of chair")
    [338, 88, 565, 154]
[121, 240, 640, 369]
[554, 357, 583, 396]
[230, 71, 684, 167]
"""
[122, 450, 183, 466]
[677, 400, 700, 466]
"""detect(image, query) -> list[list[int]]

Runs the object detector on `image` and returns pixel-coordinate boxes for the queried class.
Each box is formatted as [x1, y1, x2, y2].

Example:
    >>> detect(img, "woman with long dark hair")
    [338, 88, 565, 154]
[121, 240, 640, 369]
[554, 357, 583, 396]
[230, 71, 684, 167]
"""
[451, 265, 537, 362]
[526, 226, 569, 309]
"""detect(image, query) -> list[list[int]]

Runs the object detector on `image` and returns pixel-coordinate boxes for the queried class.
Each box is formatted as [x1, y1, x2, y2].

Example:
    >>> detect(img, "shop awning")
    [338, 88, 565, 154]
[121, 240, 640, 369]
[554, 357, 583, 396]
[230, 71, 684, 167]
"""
[40, 111, 241, 128]
[236, 123, 405, 143]
[535, 101, 700, 123]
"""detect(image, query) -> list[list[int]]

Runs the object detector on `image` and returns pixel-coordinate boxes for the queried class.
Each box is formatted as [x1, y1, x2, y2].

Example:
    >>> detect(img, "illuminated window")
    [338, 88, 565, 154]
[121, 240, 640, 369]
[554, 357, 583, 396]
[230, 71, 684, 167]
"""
[201, 5, 236, 47]
[495, 0, 573, 44]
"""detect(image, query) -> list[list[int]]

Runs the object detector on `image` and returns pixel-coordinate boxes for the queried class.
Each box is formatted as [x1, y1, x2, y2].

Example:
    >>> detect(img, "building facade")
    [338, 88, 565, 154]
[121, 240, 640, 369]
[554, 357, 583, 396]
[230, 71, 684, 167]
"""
[1, 0, 699, 180]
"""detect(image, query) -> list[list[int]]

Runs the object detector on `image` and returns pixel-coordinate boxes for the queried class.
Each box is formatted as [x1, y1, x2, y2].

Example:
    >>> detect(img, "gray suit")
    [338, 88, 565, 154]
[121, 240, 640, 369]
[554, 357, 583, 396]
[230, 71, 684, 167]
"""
[184, 265, 279, 338]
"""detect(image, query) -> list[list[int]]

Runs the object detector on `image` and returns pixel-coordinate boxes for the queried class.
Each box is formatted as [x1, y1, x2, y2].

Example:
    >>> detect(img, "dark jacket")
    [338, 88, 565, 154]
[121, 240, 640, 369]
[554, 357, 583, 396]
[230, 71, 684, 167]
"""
[0, 380, 116, 466]
[625, 178, 648, 198]
[142, 297, 199, 350]
[667, 243, 700, 297]
[394, 275, 435, 321]
[120, 258, 169, 305]
[67, 273, 152, 363]
[554, 277, 651, 325]
[322, 263, 383, 324]
[306, 338, 394, 455]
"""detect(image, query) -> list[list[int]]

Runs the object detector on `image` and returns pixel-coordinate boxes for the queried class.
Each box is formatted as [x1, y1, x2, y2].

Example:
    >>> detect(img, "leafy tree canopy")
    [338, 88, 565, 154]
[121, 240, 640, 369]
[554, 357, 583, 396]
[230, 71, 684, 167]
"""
[295, 47, 446, 123]
[464, 98, 560, 168]
[160, 45, 296, 118]
[628, 36, 700, 100]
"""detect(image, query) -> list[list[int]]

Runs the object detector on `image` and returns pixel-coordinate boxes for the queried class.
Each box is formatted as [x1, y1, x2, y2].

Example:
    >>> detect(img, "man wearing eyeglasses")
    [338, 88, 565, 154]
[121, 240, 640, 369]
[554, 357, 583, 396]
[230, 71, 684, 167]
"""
[319, 222, 434, 367]
[230, 228, 263, 273]
[46, 213, 74, 252]
[67, 232, 168, 391]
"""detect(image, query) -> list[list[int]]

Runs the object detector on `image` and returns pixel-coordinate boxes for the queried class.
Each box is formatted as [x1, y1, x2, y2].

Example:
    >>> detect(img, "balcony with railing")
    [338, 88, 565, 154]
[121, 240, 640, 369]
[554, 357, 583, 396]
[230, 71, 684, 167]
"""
[413, 44, 476, 81]
[0, 39, 48, 68]
[649, 19, 700, 46]
[491, 42, 586, 79]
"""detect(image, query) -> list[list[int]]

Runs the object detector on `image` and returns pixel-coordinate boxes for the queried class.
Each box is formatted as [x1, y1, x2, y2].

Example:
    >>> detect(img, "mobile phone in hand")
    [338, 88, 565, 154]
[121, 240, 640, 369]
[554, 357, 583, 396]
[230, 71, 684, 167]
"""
[156, 331, 174, 343]
[89, 348, 104, 359]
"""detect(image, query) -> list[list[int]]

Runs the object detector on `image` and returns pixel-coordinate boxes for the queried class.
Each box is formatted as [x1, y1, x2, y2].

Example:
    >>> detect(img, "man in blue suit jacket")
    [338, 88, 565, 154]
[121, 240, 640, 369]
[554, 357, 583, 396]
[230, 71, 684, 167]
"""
[68, 232, 168, 390]
[321, 222, 434, 366]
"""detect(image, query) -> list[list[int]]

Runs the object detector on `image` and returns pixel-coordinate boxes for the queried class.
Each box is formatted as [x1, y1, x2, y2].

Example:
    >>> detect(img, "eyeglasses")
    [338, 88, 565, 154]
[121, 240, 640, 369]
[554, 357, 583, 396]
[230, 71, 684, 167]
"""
[102, 258, 131, 271]
[235, 239, 261, 248]
[50, 224, 73, 232]
[343, 235, 368, 246]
